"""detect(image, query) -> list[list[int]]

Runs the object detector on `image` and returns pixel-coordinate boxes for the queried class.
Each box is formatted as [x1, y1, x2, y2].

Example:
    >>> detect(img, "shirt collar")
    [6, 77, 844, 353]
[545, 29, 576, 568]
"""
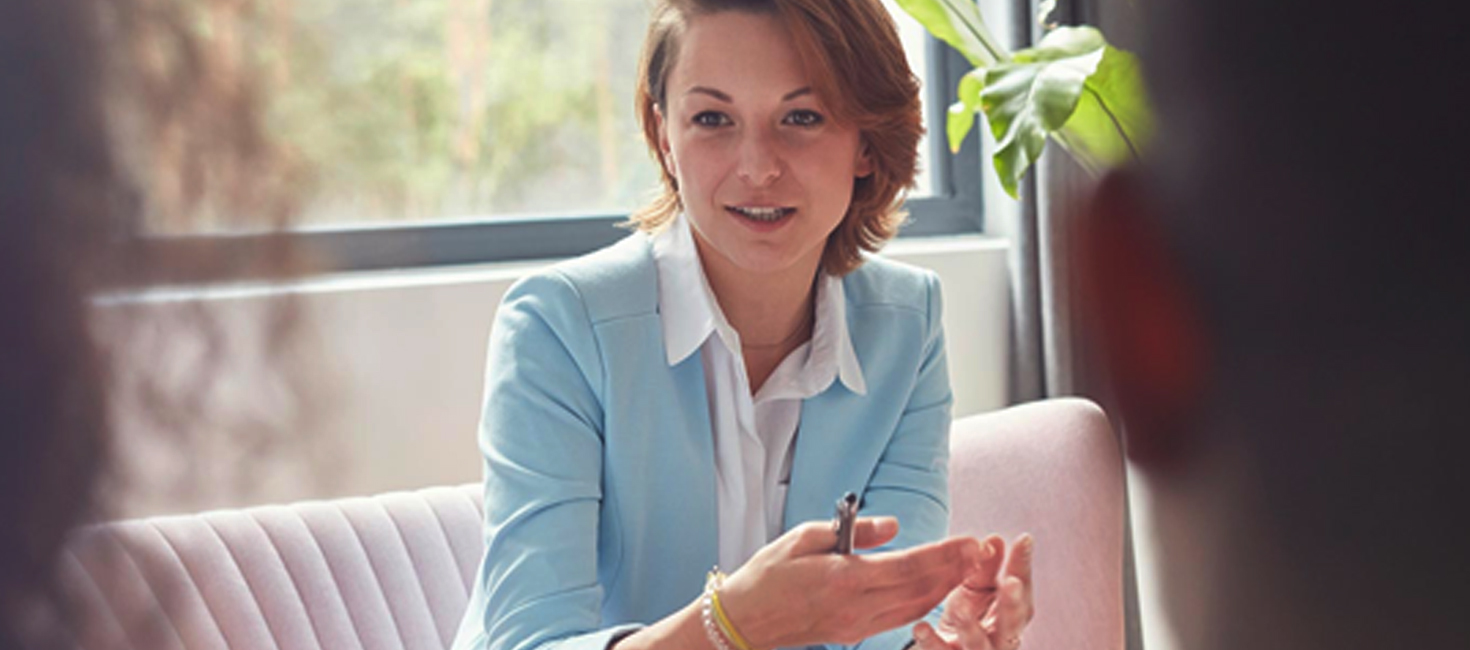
[653, 214, 719, 366]
[652, 214, 867, 396]
[814, 273, 868, 396]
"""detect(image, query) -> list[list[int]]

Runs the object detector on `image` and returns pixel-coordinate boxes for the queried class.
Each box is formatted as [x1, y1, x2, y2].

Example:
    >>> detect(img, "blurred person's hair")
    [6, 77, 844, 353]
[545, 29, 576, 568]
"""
[1136, 0, 1468, 646]
[0, 0, 311, 646]
[626, 0, 923, 276]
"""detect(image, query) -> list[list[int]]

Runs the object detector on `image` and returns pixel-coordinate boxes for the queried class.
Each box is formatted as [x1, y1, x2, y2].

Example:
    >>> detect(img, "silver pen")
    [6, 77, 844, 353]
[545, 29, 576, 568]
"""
[834, 493, 917, 648]
[833, 491, 858, 554]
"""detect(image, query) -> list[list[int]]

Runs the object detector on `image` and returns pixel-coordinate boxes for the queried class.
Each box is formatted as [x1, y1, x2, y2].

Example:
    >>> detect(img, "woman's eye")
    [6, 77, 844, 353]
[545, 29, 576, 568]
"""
[692, 111, 730, 128]
[784, 110, 824, 127]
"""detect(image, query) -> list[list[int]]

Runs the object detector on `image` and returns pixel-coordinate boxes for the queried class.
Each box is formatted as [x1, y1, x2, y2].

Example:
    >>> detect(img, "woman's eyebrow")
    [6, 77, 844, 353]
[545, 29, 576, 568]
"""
[781, 87, 813, 101]
[687, 86, 733, 102]
[683, 86, 815, 102]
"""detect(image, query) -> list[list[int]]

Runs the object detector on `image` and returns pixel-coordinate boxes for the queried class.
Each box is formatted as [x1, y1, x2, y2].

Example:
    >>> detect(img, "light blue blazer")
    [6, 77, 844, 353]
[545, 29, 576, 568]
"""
[452, 234, 954, 650]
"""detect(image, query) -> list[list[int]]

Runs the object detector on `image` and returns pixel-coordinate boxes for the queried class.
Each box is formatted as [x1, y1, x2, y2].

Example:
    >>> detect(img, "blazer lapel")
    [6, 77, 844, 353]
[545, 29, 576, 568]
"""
[667, 352, 721, 574]
[783, 386, 870, 532]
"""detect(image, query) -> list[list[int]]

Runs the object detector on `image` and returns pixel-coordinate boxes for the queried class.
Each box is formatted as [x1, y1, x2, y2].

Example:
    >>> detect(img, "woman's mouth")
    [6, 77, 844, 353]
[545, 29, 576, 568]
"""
[726, 205, 795, 223]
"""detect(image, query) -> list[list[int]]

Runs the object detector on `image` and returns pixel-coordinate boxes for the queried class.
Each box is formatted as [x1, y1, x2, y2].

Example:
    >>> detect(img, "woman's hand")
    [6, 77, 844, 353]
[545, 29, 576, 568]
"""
[716, 517, 989, 650]
[911, 534, 1035, 650]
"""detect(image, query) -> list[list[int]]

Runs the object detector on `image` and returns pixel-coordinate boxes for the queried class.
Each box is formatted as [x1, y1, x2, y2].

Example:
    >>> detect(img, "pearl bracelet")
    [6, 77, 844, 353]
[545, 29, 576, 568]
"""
[701, 587, 735, 650]
[702, 568, 753, 650]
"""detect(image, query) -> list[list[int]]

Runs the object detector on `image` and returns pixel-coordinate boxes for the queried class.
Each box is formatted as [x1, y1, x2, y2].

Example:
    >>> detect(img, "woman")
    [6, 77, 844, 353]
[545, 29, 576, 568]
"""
[452, 2, 1034, 649]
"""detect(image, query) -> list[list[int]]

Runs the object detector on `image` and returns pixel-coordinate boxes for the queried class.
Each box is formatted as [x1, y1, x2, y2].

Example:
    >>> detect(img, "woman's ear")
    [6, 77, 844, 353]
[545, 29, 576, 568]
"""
[1076, 170, 1209, 474]
[654, 105, 678, 178]
[854, 141, 874, 179]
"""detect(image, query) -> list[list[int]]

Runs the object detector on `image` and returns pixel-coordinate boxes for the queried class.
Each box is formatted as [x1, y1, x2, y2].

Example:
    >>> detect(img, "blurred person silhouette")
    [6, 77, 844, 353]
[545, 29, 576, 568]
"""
[1076, 1, 1470, 649]
[1, 0, 306, 647]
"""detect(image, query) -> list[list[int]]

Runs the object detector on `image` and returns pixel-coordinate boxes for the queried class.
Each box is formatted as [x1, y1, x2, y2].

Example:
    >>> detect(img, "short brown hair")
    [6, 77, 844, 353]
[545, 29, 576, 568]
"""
[628, 0, 923, 276]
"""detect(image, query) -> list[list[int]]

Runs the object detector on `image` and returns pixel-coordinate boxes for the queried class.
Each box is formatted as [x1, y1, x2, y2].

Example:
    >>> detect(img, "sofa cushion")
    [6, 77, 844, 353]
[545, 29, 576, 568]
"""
[62, 485, 483, 650]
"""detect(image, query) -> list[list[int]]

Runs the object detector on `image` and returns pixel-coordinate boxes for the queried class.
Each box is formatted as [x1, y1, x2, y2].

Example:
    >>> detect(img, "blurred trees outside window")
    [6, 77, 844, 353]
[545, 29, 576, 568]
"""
[184, 0, 935, 231]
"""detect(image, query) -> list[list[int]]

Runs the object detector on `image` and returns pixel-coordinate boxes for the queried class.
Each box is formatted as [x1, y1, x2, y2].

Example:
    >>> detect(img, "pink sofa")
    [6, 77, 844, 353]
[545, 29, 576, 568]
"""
[61, 398, 1124, 650]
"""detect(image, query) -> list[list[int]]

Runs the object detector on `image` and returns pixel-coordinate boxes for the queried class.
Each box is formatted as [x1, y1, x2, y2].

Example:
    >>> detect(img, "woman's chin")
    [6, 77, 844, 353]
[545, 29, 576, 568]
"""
[712, 245, 817, 280]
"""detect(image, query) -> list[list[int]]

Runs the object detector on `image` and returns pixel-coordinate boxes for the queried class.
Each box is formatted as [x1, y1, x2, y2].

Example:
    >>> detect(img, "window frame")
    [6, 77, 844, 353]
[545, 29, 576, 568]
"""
[139, 37, 981, 283]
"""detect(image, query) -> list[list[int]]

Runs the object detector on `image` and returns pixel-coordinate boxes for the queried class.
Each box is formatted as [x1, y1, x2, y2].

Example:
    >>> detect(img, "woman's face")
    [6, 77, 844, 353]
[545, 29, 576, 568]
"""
[657, 10, 871, 281]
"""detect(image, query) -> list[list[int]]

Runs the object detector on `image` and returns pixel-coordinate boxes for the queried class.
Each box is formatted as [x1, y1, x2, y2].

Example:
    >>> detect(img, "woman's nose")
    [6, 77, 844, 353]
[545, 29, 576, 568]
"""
[736, 130, 782, 187]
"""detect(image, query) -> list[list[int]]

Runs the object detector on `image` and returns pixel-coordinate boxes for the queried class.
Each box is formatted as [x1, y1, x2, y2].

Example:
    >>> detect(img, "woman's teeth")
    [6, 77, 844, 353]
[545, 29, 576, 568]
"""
[731, 206, 792, 222]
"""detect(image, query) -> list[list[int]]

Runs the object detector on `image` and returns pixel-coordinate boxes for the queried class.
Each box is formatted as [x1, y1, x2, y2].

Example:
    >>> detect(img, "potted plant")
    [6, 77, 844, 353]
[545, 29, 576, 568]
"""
[895, 0, 1152, 197]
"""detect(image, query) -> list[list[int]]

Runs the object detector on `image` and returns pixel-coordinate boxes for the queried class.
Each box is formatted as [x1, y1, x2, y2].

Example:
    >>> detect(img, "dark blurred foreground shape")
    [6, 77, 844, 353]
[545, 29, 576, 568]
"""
[2, 0, 309, 646]
[1078, 1, 1470, 649]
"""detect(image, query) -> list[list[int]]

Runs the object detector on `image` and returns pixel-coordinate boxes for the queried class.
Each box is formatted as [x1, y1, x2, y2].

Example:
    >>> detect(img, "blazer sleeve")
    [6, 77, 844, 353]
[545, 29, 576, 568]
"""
[459, 271, 642, 650]
[850, 271, 954, 650]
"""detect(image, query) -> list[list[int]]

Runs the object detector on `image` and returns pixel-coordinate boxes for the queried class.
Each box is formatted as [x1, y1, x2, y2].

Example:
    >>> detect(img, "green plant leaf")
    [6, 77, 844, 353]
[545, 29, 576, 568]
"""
[957, 68, 986, 112]
[893, 0, 1005, 67]
[947, 101, 976, 154]
[946, 69, 987, 152]
[1052, 45, 1152, 174]
[979, 26, 1108, 197]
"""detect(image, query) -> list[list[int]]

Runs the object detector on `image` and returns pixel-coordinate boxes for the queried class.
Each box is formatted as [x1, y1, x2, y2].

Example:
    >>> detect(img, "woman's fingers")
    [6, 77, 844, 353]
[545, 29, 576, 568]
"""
[984, 577, 1028, 650]
[1003, 535, 1035, 623]
[937, 580, 1001, 650]
[860, 568, 968, 633]
[956, 612, 996, 650]
[1003, 535, 1033, 588]
[961, 535, 1006, 592]
[853, 516, 901, 549]
[858, 536, 982, 591]
[836, 550, 973, 635]
[786, 516, 900, 556]
[824, 538, 980, 639]
[766, 524, 1035, 648]
[911, 621, 955, 650]
[941, 533, 1035, 650]
[914, 617, 996, 650]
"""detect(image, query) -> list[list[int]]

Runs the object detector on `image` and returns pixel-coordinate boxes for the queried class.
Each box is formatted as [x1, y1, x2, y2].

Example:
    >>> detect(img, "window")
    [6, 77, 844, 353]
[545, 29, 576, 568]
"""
[159, 0, 981, 277]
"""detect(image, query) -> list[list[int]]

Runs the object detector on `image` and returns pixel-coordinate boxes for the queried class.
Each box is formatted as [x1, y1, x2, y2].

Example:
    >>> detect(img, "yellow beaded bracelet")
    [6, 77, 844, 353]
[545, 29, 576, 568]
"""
[705, 569, 755, 650]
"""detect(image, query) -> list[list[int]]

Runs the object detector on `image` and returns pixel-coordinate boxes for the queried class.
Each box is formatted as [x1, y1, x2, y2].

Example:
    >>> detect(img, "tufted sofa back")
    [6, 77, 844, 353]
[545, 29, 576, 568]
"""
[61, 485, 484, 650]
[60, 399, 1123, 650]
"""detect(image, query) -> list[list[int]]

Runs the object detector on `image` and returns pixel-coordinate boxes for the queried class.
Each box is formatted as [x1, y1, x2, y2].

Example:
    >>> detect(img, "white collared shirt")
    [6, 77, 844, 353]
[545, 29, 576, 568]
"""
[652, 214, 867, 572]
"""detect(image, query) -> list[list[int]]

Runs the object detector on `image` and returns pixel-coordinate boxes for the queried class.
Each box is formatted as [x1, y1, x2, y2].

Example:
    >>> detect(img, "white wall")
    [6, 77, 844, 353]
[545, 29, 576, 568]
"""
[105, 235, 1011, 517]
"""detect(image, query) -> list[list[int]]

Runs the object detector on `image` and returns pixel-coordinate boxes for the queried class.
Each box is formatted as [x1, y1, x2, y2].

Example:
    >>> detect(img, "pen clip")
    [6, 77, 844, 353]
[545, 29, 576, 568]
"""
[833, 491, 858, 554]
